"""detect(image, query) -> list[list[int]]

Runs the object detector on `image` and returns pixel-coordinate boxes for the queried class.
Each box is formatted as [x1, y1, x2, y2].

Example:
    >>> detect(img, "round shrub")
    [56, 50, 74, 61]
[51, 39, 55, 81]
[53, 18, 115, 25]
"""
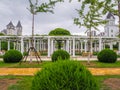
[97, 49, 117, 63]
[3, 49, 23, 63]
[31, 60, 99, 90]
[51, 49, 70, 62]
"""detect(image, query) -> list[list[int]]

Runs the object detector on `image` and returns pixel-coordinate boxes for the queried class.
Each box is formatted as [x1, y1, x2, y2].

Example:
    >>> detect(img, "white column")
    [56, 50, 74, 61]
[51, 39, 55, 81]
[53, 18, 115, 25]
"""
[72, 38, 75, 57]
[29, 39, 31, 48]
[84, 40, 87, 52]
[99, 38, 102, 51]
[21, 37, 24, 54]
[66, 39, 69, 53]
[110, 42, 113, 50]
[13, 42, 16, 50]
[39, 40, 41, 51]
[36, 40, 39, 51]
[8, 40, 10, 50]
[34, 38, 36, 48]
[80, 41, 83, 52]
[118, 42, 120, 51]
[94, 42, 97, 52]
[51, 39, 54, 55]
[69, 40, 72, 55]
[47, 37, 51, 57]
[0, 40, 1, 51]
[90, 41, 93, 53]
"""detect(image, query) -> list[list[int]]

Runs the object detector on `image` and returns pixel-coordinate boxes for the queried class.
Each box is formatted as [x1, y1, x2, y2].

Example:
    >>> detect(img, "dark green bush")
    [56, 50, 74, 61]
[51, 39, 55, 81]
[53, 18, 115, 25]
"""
[31, 60, 99, 90]
[51, 49, 70, 62]
[3, 49, 23, 63]
[23, 52, 28, 56]
[97, 49, 117, 63]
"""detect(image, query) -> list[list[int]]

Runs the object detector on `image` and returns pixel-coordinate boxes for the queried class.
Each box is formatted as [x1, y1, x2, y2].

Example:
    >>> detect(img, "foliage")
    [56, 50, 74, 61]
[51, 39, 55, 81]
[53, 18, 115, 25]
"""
[28, 0, 64, 14]
[73, 0, 107, 64]
[31, 60, 99, 90]
[23, 52, 28, 56]
[97, 49, 117, 63]
[3, 50, 23, 63]
[49, 28, 71, 36]
[93, 52, 99, 56]
[74, 0, 106, 33]
[51, 49, 70, 62]
[49, 28, 71, 49]
[1, 41, 14, 50]
[0, 33, 5, 36]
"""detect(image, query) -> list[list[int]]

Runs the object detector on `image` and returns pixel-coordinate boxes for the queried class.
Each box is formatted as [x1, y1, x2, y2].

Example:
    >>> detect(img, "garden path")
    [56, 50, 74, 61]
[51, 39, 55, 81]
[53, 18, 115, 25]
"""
[0, 68, 120, 76]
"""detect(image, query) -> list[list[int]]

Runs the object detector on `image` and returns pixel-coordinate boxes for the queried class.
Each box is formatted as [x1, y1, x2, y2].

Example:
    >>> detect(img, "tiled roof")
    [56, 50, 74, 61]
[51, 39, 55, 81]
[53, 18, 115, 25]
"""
[7, 21, 14, 27]
[106, 12, 115, 19]
[16, 21, 22, 27]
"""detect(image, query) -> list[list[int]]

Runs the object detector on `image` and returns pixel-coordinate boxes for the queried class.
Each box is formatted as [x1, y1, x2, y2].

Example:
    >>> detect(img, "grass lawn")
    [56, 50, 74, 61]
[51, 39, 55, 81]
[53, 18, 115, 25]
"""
[0, 60, 120, 90]
[0, 75, 120, 90]
[0, 60, 120, 68]
[0, 61, 52, 68]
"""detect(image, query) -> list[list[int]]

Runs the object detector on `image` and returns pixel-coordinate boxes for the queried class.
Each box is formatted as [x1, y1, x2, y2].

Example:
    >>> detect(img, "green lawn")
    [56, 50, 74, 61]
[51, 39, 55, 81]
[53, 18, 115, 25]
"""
[0, 60, 120, 90]
[0, 61, 52, 68]
[0, 60, 120, 68]
[0, 75, 119, 90]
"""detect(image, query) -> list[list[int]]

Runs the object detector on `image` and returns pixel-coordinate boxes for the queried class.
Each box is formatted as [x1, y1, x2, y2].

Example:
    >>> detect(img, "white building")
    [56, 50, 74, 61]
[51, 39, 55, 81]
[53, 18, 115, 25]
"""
[1, 21, 22, 35]
[90, 12, 119, 37]
[104, 12, 119, 37]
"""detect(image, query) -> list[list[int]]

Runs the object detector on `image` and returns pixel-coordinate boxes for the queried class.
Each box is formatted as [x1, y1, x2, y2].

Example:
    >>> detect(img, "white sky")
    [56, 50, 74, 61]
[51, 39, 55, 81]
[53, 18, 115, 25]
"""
[0, 0, 115, 35]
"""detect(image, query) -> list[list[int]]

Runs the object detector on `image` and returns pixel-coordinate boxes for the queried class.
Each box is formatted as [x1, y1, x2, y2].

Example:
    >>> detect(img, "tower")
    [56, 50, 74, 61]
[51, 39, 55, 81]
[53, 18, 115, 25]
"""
[6, 21, 15, 35]
[104, 12, 118, 37]
[16, 21, 22, 35]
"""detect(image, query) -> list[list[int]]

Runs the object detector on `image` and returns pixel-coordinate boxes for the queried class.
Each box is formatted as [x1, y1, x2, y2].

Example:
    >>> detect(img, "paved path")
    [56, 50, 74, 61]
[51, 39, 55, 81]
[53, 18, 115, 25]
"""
[0, 68, 120, 76]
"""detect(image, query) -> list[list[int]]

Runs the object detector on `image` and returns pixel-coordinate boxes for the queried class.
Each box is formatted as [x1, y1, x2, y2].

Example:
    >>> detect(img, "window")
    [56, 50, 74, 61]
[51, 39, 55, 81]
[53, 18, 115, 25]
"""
[111, 30, 113, 33]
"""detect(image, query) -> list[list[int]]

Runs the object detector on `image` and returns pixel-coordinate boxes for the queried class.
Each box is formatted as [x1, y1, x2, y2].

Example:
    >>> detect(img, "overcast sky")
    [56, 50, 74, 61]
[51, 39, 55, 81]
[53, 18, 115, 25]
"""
[0, 0, 112, 35]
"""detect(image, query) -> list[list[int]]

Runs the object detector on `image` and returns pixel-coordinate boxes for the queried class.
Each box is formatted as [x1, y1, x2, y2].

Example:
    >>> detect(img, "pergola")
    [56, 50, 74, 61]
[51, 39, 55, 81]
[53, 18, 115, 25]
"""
[0, 35, 120, 57]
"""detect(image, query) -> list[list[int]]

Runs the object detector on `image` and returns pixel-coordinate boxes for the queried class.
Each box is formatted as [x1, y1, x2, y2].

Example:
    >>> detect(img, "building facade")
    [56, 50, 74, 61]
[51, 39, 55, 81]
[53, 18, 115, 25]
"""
[87, 12, 119, 37]
[104, 12, 119, 37]
[1, 21, 22, 35]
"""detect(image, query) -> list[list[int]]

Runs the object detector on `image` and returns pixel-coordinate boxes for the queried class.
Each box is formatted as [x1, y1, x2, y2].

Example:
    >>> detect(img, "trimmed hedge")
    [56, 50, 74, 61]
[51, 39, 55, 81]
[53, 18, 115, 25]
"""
[97, 49, 117, 63]
[3, 49, 23, 63]
[51, 49, 70, 62]
[31, 60, 99, 90]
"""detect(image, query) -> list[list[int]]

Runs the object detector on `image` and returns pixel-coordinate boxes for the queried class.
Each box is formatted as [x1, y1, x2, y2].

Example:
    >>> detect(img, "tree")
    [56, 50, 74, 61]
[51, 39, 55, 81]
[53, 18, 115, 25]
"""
[100, 0, 120, 36]
[49, 28, 71, 36]
[28, 0, 64, 46]
[73, 0, 106, 64]
[0, 33, 5, 36]
[49, 28, 71, 49]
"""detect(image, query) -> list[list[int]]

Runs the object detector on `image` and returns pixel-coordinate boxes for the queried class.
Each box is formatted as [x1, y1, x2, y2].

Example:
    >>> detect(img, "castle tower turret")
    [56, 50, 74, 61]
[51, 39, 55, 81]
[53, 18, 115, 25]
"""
[6, 21, 15, 35]
[16, 21, 22, 35]
[104, 12, 118, 37]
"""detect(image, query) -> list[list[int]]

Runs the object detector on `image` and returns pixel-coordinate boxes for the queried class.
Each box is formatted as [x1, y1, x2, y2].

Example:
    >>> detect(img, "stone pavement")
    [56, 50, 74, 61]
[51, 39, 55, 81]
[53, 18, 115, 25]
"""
[0, 68, 120, 76]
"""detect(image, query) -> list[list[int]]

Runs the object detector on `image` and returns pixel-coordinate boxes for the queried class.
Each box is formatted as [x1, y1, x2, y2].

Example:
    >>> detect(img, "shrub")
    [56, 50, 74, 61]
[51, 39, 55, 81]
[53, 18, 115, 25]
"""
[51, 49, 70, 62]
[31, 60, 99, 90]
[3, 49, 23, 63]
[97, 49, 117, 63]
[23, 52, 28, 56]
